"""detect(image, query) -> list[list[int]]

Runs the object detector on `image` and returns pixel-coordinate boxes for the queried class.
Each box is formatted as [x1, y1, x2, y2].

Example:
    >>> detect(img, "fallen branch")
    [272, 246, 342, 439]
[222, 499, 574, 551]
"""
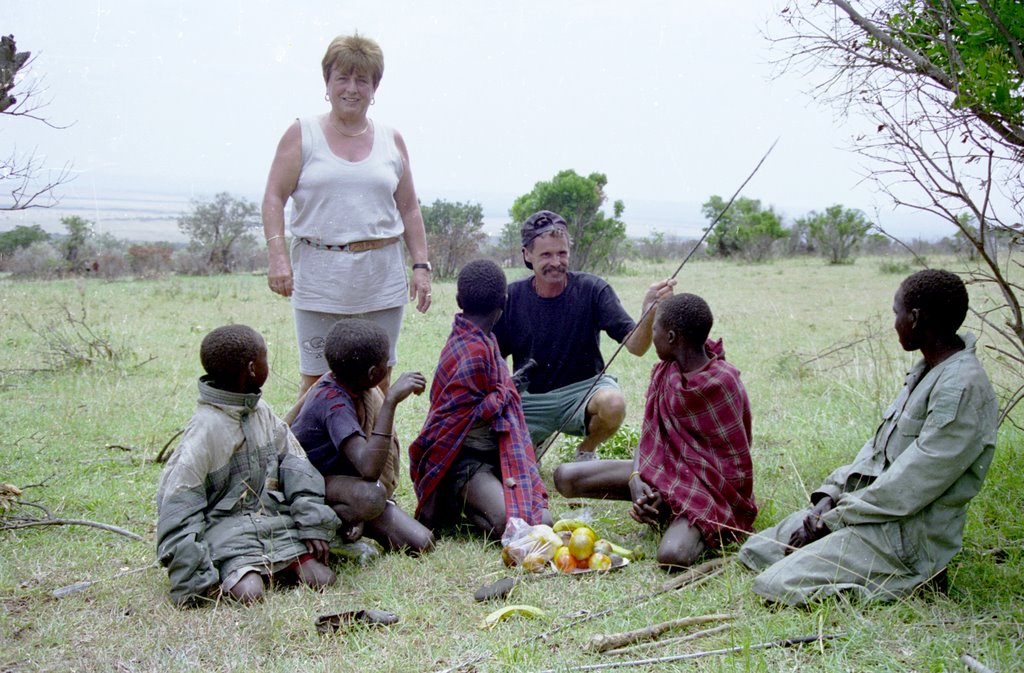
[1, 516, 144, 541]
[587, 613, 734, 653]
[961, 652, 997, 673]
[538, 558, 727, 642]
[52, 562, 159, 598]
[661, 556, 729, 592]
[528, 634, 844, 673]
[604, 623, 733, 656]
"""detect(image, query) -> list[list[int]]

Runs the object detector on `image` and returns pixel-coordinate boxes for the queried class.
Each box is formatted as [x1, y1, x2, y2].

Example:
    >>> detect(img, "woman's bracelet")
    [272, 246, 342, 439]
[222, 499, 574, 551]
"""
[628, 470, 641, 482]
[265, 234, 284, 244]
[371, 431, 393, 438]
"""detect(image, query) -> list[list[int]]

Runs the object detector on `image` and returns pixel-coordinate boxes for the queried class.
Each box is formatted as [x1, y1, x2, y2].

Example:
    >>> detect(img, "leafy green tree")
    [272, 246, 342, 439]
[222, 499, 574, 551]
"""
[59, 215, 94, 274]
[800, 204, 873, 264]
[177, 192, 259, 274]
[497, 221, 521, 267]
[420, 199, 486, 280]
[0, 224, 49, 256]
[510, 169, 626, 273]
[701, 195, 786, 262]
[776, 0, 1024, 419]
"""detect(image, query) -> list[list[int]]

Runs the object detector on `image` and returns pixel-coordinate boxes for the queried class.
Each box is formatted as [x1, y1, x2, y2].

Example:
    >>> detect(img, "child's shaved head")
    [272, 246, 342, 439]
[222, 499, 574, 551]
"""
[200, 325, 265, 383]
[457, 259, 507, 314]
[899, 269, 968, 336]
[656, 293, 713, 346]
[324, 319, 390, 384]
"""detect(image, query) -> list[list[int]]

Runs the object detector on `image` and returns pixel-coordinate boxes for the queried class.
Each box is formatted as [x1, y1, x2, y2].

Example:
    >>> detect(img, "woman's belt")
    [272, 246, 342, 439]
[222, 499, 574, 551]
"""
[297, 236, 400, 252]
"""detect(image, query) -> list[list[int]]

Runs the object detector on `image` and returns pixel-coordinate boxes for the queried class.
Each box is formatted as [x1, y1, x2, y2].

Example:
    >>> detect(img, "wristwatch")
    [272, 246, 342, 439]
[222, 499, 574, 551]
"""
[412, 262, 432, 272]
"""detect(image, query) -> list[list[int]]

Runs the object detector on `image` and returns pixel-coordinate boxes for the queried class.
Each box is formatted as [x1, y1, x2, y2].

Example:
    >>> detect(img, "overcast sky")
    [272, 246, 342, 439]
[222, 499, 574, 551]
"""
[5, 1, 946, 239]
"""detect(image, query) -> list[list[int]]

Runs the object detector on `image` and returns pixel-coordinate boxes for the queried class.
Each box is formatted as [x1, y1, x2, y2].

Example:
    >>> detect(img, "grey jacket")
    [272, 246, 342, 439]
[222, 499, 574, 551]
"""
[156, 378, 339, 605]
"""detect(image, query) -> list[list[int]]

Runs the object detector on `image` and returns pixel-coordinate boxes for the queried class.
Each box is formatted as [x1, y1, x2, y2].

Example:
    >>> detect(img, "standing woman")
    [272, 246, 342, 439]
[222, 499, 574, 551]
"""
[262, 33, 432, 396]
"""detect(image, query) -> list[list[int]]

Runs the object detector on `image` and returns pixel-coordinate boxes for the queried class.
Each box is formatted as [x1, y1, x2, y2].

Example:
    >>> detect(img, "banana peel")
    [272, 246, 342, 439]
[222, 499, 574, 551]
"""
[478, 604, 546, 630]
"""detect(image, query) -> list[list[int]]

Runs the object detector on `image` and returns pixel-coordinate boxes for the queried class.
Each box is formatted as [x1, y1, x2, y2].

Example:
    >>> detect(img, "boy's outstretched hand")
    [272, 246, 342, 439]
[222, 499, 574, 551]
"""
[387, 371, 427, 403]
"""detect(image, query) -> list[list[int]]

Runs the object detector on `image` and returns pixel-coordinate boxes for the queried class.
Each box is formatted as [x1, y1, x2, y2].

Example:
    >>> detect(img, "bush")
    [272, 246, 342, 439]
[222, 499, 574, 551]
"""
[127, 244, 175, 278]
[7, 241, 63, 279]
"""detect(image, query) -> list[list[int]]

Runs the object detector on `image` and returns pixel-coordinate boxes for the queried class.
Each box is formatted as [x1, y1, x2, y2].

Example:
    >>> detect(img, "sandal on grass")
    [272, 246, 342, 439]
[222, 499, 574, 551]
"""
[315, 609, 400, 634]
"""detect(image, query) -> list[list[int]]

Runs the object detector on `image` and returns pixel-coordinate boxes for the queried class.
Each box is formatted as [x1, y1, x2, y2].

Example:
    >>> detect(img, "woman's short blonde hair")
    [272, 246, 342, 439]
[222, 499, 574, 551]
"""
[321, 33, 384, 86]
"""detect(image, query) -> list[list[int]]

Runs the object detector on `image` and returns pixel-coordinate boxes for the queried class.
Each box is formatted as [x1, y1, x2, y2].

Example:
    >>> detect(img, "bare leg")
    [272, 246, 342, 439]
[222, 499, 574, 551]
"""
[576, 388, 626, 456]
[462, 470, 507, 540]
[227, 571, 264, 605]
[553, 459, 633, 499]
[657, 516, 707, 571]
[363, 501, 434, 555]
[292, 558, 336, 590]
[323, 475, 388, 530]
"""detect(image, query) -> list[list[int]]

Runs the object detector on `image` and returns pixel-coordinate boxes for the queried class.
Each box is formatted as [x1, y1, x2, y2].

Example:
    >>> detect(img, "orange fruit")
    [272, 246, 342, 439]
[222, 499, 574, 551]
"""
[593, 539, 613, 556]
[588, 552, 612, 571]
[553, 546, 575, 573]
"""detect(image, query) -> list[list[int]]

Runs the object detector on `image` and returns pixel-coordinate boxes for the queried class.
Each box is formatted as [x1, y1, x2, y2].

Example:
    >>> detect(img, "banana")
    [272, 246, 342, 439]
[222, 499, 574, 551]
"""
[552, 518, 591, 533]
[606, 541, 636, 560]
[478, 604, 547, 630]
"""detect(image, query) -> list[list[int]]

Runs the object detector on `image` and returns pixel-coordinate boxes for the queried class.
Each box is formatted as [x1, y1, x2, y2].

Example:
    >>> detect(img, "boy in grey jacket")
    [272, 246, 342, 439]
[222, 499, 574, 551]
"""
[157, 324, 339, 606]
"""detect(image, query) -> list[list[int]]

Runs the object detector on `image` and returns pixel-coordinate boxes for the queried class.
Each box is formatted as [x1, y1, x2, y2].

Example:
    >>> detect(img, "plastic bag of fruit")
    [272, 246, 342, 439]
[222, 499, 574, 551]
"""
[500, 518, 562, 572]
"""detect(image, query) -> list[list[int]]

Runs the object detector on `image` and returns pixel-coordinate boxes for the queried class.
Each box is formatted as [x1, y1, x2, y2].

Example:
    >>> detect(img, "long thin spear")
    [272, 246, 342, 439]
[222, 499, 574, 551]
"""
[536, 138, 780, 459]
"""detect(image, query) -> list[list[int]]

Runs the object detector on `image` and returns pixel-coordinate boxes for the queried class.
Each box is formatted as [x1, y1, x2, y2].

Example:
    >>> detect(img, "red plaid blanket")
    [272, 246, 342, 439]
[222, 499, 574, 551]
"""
[409, 315, 547, 524]
[637, 339, 757, 546]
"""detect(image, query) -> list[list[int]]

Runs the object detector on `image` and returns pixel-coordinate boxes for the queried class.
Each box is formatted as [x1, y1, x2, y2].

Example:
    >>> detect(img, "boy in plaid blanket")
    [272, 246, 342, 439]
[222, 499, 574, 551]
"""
[554, 293, 756, 569]
[410, 260, 549, 538]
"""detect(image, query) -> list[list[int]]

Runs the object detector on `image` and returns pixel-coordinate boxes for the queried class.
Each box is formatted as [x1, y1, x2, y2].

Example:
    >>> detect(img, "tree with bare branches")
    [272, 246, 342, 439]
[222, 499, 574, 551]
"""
[774, 0, 1024, 422]
[1, 34, 73, 210]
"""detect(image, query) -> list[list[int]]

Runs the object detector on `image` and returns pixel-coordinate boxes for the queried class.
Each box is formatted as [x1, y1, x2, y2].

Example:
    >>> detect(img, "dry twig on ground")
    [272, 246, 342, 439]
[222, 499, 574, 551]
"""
[0, 496, 143, 541]
[586, 613, 734, 653]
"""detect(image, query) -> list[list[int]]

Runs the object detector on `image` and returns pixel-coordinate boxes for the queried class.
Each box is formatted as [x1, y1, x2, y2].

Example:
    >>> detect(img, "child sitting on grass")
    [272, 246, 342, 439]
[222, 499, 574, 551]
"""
[738, 269, 998, 606]
[156, 324, 338, 607]
[409, 259, 549, 538]
[553, 293, 757, 570]
[291, 319, 434, 554]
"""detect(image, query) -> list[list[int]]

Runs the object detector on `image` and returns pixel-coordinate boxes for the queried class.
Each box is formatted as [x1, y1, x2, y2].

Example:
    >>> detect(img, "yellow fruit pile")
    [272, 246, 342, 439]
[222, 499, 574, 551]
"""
[502, 519, 634, 574]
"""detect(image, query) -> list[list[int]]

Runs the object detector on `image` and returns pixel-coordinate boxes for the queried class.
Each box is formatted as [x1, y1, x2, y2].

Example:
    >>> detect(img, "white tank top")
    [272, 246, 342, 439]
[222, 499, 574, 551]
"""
[288, 117, 408, 313]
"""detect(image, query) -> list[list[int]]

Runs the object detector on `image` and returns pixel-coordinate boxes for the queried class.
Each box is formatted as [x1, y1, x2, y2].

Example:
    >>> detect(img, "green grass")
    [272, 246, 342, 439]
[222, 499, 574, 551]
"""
[1, 257, 1022, 672]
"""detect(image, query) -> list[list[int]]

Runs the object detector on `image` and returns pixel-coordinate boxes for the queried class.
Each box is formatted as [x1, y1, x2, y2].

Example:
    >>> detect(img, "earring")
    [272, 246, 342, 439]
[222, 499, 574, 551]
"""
[370, 97, 376, 105]
[324, 93, 330, 102]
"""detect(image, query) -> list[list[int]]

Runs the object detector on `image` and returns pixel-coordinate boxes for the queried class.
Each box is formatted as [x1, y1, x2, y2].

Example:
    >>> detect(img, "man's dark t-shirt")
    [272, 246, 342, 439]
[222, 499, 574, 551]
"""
[493, 272, 635, 394]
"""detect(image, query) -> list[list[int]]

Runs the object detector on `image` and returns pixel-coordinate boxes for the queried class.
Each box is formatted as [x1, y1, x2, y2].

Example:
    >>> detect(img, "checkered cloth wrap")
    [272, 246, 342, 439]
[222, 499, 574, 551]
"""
[409, 315, 548, 524]
[637, 338, 757, 547]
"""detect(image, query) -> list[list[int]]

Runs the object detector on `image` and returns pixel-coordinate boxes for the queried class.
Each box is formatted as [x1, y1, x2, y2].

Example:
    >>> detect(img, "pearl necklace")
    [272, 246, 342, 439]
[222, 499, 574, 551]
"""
[331, 119, 370, 138]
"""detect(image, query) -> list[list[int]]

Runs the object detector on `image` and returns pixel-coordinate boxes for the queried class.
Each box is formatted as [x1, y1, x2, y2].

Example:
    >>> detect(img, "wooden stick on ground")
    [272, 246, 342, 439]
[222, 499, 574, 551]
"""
[587, 613, 734, 653]
[52, 562, 159, 598]
[529, 634, 844, 673]
[604, 623, 733, 656]
[660, 556, 729, 592]
[2, 516, 143, 541]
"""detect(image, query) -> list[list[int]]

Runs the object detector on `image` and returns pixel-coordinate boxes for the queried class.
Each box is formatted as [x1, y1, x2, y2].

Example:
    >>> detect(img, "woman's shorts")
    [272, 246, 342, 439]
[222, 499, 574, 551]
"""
[293, 305, 404, 376]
